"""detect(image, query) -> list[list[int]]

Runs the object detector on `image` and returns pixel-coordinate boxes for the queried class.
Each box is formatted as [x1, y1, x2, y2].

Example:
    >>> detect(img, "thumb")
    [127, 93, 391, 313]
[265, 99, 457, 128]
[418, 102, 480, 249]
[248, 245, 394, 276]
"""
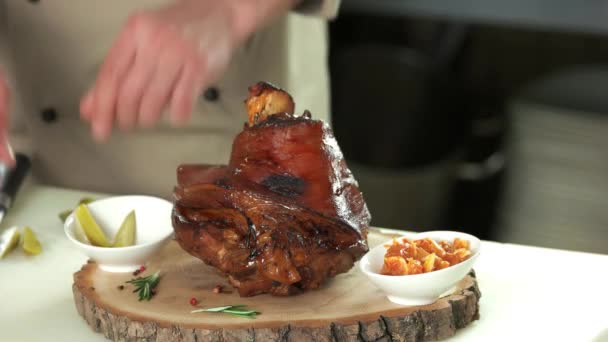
[0, 75, 15, 167]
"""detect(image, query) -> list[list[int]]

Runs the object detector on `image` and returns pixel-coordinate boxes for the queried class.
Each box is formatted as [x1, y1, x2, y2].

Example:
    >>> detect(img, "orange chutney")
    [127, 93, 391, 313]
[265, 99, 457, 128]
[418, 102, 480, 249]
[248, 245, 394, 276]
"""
[380, 237, 472, 276]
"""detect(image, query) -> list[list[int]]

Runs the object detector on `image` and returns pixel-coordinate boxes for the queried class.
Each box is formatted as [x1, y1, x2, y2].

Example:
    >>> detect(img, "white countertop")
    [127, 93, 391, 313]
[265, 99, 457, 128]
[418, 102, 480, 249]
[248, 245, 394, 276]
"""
[0, 185, 607, 341]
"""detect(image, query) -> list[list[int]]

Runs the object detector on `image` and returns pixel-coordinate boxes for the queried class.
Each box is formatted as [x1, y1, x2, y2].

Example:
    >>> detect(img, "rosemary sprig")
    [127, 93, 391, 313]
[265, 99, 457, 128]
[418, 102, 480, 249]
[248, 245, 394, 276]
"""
[126, 270, 161, 301]
[191, 305, 259, 319]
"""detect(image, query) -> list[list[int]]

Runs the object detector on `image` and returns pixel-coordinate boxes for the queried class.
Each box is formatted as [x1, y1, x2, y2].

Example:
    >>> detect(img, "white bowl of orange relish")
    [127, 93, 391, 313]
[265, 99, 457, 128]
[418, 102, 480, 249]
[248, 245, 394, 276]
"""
[359, 230, 481, 306]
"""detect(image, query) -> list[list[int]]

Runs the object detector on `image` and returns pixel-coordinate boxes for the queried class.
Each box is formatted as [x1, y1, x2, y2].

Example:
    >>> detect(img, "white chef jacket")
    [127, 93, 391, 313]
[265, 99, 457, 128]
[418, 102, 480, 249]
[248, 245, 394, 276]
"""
[0, 0, 339, 198]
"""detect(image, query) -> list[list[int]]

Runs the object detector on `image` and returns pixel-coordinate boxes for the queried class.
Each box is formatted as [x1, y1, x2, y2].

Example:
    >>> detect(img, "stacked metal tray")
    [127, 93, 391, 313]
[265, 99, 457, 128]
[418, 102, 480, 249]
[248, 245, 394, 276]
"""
[497, 80, 608, 254]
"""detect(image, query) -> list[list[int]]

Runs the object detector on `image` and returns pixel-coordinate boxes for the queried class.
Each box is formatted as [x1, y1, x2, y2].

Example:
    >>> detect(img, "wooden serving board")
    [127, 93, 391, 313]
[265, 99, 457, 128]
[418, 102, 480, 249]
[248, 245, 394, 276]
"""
[72, 228, 481, 342]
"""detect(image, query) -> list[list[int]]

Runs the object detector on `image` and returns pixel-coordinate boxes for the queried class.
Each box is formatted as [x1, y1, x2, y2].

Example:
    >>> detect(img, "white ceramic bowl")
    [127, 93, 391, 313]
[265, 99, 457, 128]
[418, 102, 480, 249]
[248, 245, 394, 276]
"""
[64, 195, 175, 273]
[360, 230, 480, 306]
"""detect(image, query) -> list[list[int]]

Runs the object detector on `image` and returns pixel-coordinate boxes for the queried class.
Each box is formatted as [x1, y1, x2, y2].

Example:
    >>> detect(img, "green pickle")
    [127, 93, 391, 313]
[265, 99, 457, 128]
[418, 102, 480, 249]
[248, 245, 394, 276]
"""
[113, 210, 136, 247]
[58, 209, 72, 223]
[0, 227, 21, 258]
[68, 199, 137, 248]
[78, 197, 95, 205]
[74, 203, 111, 247]
[22, 227, 42, 255]
[59, 197, 96, 223]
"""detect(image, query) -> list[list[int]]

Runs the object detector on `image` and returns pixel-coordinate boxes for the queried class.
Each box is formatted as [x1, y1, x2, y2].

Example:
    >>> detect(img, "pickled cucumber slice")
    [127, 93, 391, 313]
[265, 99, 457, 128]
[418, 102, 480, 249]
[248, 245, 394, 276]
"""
[112, 210, 136, 247]
[22, 227, 42, 255]
[74, 203, 110, 247]
[0, 226, 20, 258]
[72, 217, 91, 244]
[59, 197, 96, 223]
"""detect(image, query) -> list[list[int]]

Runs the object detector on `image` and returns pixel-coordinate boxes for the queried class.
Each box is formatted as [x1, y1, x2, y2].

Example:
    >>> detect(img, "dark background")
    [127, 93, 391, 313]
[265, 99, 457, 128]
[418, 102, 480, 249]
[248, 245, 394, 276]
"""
[327, 3, 608, 254]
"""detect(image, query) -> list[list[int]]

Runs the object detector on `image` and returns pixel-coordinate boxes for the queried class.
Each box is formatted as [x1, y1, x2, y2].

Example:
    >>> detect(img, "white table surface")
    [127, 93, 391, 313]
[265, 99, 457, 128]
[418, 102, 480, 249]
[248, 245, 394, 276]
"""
[1, 185, 607, 342]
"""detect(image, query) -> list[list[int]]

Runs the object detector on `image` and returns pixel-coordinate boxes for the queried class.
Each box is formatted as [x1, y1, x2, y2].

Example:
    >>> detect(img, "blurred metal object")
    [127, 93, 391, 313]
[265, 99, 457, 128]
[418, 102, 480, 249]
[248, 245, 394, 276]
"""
[496, 66, 608, 254]
[347, 158, 459, 230]
[341, 0, 608, 36]
[442, 74, 509, 241]
[329, 20, 470, 230]
[0, 153, 31, 224]
[330, 23, 468, 169]
[458, 152, 505, 181]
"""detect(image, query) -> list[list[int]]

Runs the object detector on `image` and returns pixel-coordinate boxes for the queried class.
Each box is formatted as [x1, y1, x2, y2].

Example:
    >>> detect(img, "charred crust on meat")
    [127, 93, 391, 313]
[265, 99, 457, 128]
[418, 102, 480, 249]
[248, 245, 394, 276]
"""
[261, 174, 307, 198]
[213, 178, 230, 188]
[248, 112, 314, 129]
[286, 229, 305, 246]
[248, 249, 260, 260]
[245, 217, 256, 250]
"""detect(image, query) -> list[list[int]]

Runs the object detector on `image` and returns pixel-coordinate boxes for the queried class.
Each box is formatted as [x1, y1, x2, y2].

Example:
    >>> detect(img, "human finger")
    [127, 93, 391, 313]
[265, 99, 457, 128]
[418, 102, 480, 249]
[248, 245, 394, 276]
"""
[137, 43, 184, 128]
[169, 59, 205, 126]
[90, 29, 137, 141]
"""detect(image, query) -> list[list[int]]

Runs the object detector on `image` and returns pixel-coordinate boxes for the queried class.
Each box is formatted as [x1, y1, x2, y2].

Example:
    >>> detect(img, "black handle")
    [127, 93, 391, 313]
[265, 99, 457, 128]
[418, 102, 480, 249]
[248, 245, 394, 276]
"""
[0, 153, 31, 209]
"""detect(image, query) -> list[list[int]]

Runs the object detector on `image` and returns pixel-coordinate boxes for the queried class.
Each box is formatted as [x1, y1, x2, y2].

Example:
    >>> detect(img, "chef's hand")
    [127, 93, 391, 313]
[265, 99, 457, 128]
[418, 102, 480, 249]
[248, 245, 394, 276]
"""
[0, 71, 15, 167]
[81, 0, 300, 142]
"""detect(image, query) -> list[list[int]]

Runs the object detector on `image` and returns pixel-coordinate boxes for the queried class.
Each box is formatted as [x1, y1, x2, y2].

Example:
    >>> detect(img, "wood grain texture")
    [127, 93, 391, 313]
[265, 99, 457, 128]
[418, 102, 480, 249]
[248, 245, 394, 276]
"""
[72, 229, 481, 341]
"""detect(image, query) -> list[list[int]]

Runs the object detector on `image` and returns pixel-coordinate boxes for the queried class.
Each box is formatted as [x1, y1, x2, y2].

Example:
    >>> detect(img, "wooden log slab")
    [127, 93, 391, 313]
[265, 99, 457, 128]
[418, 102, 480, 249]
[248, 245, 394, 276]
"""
[73, 228, 481, 341]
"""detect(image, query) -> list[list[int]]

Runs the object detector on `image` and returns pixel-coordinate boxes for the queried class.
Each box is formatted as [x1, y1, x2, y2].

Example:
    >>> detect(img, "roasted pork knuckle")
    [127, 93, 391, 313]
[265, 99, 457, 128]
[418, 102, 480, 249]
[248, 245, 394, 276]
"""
[172, 82, 371, 297]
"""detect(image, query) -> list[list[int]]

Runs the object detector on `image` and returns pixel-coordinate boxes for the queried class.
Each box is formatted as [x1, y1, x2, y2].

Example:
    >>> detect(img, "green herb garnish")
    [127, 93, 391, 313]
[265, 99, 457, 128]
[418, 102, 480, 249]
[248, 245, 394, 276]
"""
[191, 305, 259, 318]
[126, 270, 160, 301]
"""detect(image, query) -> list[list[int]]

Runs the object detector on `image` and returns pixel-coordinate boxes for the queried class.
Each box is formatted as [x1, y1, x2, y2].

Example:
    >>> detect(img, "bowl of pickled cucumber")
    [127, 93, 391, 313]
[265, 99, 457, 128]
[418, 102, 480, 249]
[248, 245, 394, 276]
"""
[63, 195, 174, 272]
